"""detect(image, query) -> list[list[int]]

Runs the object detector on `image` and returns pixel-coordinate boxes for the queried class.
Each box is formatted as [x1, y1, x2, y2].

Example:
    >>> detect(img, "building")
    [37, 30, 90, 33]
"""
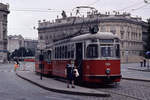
[38, 11, 148, 63]
[24, 39, 38, 55]
[0, 3, 9, 63]
[7, 35, 38, 56]
[7, 35, 24, 53]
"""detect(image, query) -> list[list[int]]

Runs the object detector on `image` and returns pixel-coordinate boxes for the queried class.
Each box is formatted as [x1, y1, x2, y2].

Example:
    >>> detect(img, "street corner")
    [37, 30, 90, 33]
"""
[16, 71, 110, 97]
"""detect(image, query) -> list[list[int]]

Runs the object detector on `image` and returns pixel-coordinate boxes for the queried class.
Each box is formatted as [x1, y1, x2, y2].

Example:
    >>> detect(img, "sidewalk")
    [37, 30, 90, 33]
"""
[128, 66, 150, 72]
[121, 63, 150, 82]
[16, 71, 110, 97]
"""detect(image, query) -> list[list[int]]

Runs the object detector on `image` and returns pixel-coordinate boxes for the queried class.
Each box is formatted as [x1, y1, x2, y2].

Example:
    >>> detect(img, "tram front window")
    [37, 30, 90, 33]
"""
[86, 44, 98, 58]
[101, 46, 113, 57]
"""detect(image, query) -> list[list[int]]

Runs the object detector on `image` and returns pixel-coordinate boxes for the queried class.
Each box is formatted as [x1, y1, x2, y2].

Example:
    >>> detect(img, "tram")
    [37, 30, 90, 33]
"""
[35, 32, 121, 83]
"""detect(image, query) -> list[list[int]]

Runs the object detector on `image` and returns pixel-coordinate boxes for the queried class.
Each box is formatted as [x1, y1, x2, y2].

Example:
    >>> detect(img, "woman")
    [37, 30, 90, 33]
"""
[65, 60, 75, 88]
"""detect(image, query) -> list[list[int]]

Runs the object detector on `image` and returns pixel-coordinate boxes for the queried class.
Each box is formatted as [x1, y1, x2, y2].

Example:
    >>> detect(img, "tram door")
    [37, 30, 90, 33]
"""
[75, 43, 83, 80]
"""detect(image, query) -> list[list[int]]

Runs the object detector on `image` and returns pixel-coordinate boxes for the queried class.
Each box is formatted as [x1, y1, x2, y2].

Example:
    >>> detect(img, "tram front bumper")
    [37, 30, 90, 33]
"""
[87, 74, 122, 82]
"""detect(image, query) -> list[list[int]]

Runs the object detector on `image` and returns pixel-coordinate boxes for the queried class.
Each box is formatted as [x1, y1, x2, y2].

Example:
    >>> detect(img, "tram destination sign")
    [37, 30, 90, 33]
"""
[99, 39, 114, 43]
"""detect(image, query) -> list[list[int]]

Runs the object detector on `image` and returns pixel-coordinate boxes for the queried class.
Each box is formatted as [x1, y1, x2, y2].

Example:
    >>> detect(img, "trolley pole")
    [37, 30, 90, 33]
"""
[39, 50, 44, 80]
[40, 63, 43, 80]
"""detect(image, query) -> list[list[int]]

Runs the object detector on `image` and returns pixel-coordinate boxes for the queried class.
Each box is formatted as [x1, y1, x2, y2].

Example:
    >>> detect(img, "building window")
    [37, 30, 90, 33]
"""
[39, 35, 43, 40]
[121, 32, 124, 39]
[127, 32, 130, 39]
[110, 26, 116, 34]
[121, 42, 124, 48]
[101, 26, 106, 32]
[122, 51, 124, 57]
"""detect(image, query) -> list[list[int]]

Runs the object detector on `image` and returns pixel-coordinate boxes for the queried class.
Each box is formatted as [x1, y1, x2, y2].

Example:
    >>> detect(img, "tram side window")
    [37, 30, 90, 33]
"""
[56, 47, 59, 59]
[47, 50, 51, 61]
[59, 46, 62, 59]
[67, 45, 71, 59]
[62, 46, 65, 59]
[71, 44, 74, 58]
[115, 44, 120, 58]
[64, 46, 67, 58]
[54, 47, 56, 59]
[86, 44, 98, 58]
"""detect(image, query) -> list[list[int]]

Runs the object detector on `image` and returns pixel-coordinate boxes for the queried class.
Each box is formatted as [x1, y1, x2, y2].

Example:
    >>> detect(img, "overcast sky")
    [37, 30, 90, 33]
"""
[1, 0, 150, 39]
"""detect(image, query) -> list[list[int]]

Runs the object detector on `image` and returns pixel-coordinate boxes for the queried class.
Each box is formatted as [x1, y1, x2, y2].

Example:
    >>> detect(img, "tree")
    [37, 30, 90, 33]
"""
[17, 47, 27, 57]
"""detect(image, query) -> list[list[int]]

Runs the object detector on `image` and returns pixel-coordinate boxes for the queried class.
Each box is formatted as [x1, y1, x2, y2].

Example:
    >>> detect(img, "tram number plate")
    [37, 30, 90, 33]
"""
[105, 63, 111, 66]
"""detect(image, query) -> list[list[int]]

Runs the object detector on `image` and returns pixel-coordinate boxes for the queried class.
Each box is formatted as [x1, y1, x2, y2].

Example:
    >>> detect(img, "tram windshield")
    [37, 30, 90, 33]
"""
[86, 44, 98, 58]
[100, 44, 120, 58]
[101, 46, 113, 57]
[86, 40, 120, 59]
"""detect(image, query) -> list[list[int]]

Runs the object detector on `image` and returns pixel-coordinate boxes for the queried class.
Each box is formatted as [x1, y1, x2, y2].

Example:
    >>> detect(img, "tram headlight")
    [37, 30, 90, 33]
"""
[105, 68, 110, 75]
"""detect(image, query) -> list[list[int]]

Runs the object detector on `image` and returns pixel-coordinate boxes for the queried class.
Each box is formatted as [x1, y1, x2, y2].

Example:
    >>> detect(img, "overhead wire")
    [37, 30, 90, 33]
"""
[87, 0, 101, 6]
[131, 3, 149, 11]
[119, 1, 144, 11]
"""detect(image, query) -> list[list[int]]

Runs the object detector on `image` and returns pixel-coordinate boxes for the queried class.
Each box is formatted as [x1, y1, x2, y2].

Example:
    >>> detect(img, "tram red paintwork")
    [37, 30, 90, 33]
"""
[35, 60, 52, 75]
[82, 60, 121, 83]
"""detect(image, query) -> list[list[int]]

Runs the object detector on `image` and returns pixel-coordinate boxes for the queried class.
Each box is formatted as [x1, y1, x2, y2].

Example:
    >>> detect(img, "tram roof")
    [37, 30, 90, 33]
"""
[71, 32, 119, 42]
[47, 32, 119, 48]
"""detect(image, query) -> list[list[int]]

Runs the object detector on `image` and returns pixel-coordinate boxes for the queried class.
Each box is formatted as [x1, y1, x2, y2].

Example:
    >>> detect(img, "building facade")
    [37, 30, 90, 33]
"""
[38, 11, 148, 63]
[7, 35, 38, 56]
[7, 35, 24, 53]
[0, 3, 9, 63]
[24, 39, 38, 55]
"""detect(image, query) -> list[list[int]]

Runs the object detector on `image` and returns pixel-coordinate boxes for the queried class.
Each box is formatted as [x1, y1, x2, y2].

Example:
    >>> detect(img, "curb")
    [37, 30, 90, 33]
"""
[122, 77, 150, 82]
[16, 72, 110, 97]
[128, 67, 150, 72]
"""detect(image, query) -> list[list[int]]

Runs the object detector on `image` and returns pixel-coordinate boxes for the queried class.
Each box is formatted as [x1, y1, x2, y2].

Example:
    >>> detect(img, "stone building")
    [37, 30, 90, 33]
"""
[7, 35, 24, 53]
[7, 35, 38, 56]
[24, 39, 38, 55]
[0, 3, 9, 63]
[38, 11, 148, 63]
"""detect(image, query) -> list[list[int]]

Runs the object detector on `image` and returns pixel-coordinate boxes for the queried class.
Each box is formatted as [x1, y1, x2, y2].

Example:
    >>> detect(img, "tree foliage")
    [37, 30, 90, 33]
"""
[10, 47, 34, 59]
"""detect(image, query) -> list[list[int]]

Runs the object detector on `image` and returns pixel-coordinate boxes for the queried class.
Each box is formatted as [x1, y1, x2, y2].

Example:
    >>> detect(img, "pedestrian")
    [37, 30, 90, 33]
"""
[14, 62, 19, 72]
[65, 60, 75, 88]
[143, 58, 146, 67]
[73, 66, 79, 78]
[140, 57, 143, 67]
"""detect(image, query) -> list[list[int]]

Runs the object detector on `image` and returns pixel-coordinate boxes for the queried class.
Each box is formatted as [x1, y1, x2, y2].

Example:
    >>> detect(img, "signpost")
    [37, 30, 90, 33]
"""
[125, 51, 129, 63]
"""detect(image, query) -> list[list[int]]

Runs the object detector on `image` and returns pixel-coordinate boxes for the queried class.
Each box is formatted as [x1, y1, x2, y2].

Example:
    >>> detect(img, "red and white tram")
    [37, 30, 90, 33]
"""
[35, 32, 121, 83]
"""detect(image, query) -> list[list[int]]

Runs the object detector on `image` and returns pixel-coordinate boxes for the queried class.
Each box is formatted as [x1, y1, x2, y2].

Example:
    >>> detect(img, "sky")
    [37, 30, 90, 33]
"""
[1, 0, 150, 39]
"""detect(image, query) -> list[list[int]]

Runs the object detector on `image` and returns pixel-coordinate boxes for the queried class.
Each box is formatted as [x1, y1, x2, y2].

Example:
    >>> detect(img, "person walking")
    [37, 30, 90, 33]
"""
[14, 62, 19, 72]
[140, 57, 143, 67]
[143, 58, 146, 67]
[65, 60, 75, 88]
